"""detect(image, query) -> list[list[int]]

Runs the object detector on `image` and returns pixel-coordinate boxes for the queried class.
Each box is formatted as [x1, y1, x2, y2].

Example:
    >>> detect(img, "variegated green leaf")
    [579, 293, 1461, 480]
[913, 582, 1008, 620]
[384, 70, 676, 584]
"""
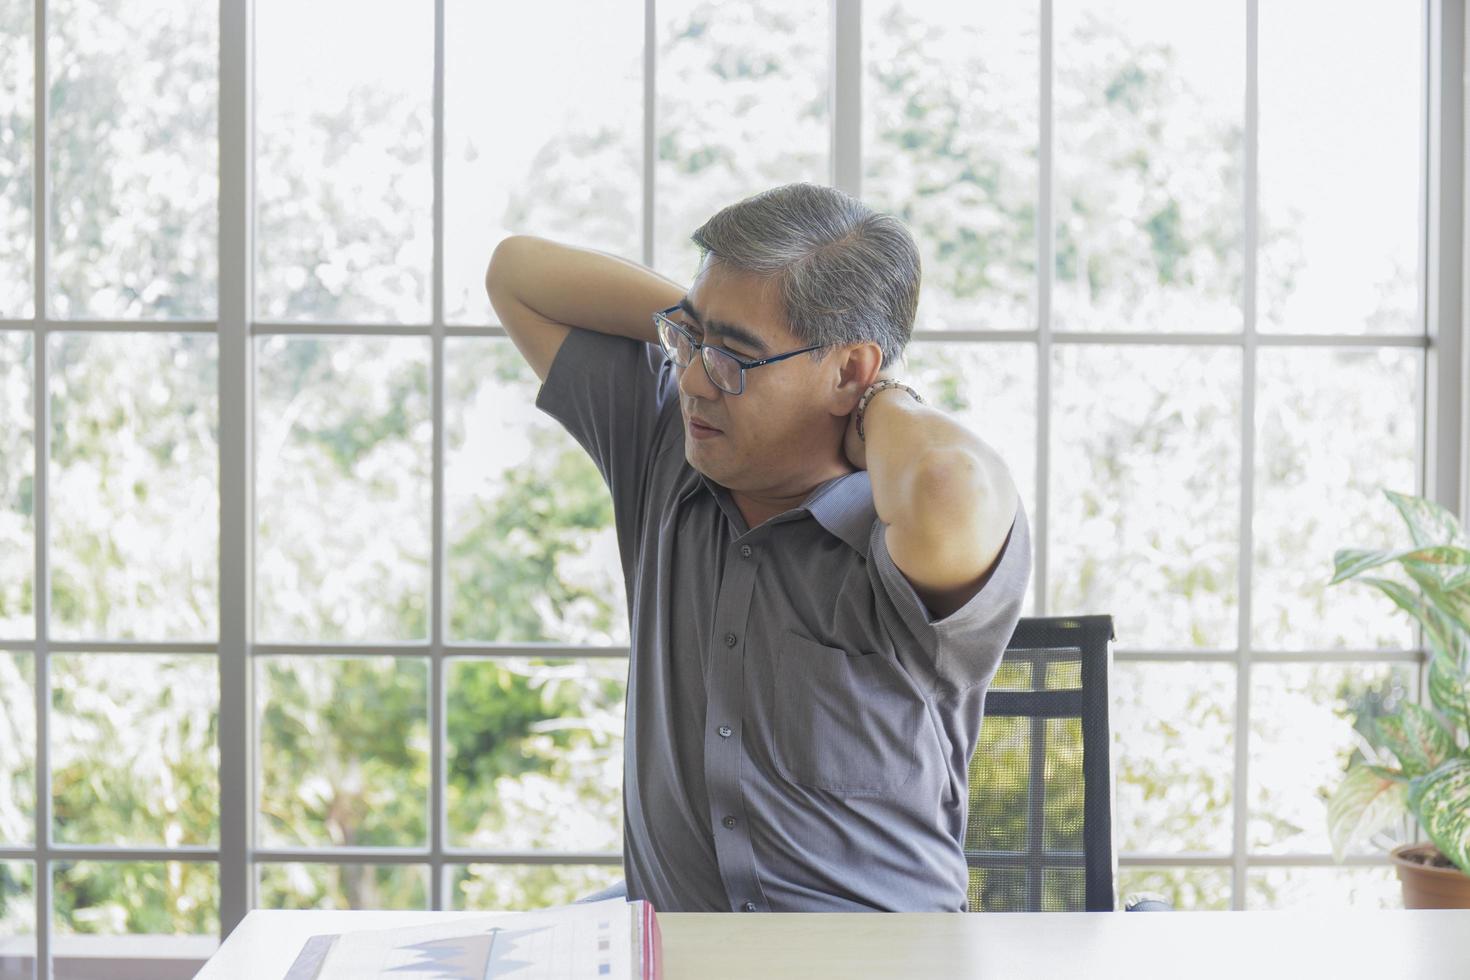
[1428, 588, 1470, 648]
[1328, 763, 1409, 862]
[1331, 548, 1393, 584]
[1407, 757, 1470, 876]
[1376, 704, 1458, 777]
[1402, 567, 1470, 637]
[1330, 545, 1470, 586]
[1357, 576, 1460, 664]
[1428, 652, 1470, 732]
[1386, 489, 1467, 550]
[1426, 603, 1470, 667]
[1334, 543, 1470, 581]
[1408, 563, 1470, 601]
[1400, 574, 1470, 670]
[1401, 546, 1470, 567]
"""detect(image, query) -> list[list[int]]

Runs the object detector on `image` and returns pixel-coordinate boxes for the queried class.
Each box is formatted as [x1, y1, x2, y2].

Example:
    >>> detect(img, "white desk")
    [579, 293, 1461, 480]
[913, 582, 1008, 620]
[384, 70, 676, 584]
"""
[195, 907, 1470, 979]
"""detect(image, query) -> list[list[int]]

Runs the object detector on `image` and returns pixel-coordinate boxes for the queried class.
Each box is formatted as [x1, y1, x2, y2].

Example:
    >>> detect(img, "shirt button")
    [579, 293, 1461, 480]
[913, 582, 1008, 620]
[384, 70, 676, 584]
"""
[743, 901, 758, 912]
[740, 545, 752, 558]
[722, 815, 737, 829]
[718, 725, 733, 738]
[724, 632, 737, 647]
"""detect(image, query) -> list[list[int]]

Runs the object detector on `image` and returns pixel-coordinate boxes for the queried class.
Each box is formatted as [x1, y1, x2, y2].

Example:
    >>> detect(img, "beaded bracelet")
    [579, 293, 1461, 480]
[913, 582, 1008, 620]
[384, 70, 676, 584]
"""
[856, 379, 924, 441]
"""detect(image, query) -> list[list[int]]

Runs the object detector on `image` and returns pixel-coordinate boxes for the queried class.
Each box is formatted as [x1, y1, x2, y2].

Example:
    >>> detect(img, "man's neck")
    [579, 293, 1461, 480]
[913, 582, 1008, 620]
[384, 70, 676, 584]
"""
[729, 461, 856, 530]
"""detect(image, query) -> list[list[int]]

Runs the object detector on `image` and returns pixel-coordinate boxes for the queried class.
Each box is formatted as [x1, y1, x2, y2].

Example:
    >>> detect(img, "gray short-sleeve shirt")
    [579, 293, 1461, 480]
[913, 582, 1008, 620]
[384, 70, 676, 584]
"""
[534, 327, 1032, 912]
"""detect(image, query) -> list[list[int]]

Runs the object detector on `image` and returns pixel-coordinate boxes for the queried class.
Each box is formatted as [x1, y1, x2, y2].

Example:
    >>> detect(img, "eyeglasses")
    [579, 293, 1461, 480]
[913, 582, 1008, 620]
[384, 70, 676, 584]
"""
[652, 305, 827, 396]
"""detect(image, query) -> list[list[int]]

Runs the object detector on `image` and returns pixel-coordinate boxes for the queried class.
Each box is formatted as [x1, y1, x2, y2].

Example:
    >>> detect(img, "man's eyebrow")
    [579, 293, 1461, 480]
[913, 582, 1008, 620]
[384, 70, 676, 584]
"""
[676, 296, 770, 356]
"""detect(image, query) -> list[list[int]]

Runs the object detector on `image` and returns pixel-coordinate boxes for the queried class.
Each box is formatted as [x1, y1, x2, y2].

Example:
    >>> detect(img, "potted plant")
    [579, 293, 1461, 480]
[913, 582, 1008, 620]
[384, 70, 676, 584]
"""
[1325, 489, 1470, 909]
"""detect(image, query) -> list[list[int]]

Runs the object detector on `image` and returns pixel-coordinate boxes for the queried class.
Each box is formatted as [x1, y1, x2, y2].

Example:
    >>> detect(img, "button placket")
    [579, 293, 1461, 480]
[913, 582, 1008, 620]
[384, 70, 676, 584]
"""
[704, 537, 766, 913]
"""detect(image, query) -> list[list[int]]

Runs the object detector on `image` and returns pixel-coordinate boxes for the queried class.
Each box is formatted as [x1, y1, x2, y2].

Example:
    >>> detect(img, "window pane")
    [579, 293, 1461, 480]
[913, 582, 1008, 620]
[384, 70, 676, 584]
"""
[1118, 866, 1230, 911]
[1051, 345, 1242, 649]
[654, 0, 828, 279]
[52, 861, 218, 937]
[0, 5, 33, 319]
[255, 0, 431, 322]
[257, 657, 428, 849]
[48, 333, 219, 642]
[1041, 868, 1084, 911]
[1249, 663, 1414, 856]
[444, 339, 627, 644]
[1258, 4, 1422, 335]
[966, 867, 1025, 912]
[449, 864, 623, 912]
[905, 342, 1037, 582]
[1246, 865, 1402, 910]
[258, 863, 428, 911]
[255, 336, 429, 643]
[1113, 662, 1234, 854]
[0, 861, 35, 980]
[447, 658, 624, 853]
[863, 2, 1038, 331]
[968, 654, 1094, 904]
[0, 655, 33, 847]
[1054, 0, 1244, 334]
[47, 0, 217, 319]
[445, 0, 642, 324]
[966, 715, 1028, 854]
[1252, 348, 1419, 651]
[1042, 718, 1083, 852]
[0, 332, 33, 638]
[51, 654, 218, 847]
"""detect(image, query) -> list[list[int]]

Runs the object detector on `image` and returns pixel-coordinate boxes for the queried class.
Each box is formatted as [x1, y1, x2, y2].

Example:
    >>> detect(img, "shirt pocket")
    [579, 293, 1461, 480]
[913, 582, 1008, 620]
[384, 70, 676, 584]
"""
[771, 629, 924, 798]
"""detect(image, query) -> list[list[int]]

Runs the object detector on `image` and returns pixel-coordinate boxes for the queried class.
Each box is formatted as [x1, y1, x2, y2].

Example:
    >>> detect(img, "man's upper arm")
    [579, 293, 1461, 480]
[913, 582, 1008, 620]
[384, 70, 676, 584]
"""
[869, 499, 1032, 692]
[532, 326, 680, 541]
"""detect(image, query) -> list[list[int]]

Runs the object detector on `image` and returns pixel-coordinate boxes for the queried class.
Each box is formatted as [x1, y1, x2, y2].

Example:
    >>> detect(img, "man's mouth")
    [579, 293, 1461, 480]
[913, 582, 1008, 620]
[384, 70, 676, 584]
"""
[688, 416, 723, 436]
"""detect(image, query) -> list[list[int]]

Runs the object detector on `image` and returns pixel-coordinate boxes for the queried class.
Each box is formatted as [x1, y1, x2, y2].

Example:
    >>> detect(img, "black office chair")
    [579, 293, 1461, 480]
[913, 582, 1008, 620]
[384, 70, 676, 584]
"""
[964, 614, 1166, 913]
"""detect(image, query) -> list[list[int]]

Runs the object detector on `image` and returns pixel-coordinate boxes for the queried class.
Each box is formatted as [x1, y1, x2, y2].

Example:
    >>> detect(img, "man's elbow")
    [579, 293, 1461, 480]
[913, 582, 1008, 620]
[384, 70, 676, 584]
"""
[909, 448, 1018, 553]
[485, 235, 523, 299]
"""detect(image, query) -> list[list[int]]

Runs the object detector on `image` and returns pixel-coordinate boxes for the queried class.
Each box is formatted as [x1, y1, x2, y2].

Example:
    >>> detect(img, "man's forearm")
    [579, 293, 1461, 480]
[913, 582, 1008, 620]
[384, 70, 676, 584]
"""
[486, 235, 683, 345]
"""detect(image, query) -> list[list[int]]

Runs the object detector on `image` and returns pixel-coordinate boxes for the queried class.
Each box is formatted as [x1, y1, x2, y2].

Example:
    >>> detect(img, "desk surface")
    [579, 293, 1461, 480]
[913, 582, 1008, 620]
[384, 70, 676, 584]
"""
[195, 907, 1470, 979]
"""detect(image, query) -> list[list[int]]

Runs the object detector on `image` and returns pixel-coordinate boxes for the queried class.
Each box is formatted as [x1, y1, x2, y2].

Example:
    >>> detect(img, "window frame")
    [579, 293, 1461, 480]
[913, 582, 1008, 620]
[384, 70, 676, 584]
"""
[0, 1, 1463, 974]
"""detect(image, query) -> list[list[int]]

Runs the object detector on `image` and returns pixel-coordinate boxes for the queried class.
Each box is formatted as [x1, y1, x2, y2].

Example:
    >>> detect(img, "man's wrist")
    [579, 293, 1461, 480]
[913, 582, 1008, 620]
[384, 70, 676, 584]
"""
[856, 379, 923, 441]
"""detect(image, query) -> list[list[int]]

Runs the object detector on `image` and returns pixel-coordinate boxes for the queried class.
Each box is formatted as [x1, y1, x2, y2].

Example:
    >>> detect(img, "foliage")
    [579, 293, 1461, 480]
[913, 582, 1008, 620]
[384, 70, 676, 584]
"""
[1327, 490, 1470, 875]
[0, 0, 1428, 935]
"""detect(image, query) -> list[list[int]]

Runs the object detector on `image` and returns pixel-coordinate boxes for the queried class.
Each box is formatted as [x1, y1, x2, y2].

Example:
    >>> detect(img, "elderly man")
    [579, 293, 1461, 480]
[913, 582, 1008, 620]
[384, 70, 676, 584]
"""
[484, 182, 1030, 913]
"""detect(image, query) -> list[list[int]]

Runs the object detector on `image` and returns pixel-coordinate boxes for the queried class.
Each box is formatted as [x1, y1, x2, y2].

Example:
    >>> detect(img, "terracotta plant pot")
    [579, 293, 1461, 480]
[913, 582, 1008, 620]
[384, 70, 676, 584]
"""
[1390, 842, 1470, 909]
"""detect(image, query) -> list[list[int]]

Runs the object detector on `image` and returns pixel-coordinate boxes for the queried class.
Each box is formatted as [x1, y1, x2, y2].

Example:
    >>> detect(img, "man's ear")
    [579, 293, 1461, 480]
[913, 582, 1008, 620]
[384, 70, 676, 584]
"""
[831, 342, 885, 415]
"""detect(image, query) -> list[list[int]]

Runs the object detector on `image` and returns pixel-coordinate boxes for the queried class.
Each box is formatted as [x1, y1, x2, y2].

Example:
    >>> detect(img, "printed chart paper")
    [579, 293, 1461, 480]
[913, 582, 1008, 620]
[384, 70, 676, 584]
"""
[282, 898, 653, 980]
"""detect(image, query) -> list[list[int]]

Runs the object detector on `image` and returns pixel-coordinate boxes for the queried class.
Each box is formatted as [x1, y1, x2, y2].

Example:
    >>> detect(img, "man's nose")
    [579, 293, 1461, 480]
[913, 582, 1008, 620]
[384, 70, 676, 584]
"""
[677, 353, 721, 401]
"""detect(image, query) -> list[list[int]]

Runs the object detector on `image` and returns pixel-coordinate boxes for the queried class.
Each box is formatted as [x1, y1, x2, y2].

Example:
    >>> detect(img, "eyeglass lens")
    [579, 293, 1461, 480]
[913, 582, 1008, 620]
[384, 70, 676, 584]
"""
[660, 314, 742, 393]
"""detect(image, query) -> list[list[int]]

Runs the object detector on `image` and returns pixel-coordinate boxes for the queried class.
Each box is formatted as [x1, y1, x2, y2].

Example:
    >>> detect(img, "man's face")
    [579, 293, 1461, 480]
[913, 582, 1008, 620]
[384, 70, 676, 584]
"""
[671, 262, 848, 495]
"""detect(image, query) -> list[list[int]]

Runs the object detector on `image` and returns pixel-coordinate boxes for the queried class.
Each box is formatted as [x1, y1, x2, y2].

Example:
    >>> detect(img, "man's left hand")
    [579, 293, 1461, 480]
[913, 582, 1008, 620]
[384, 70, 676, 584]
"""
[843, 370, 898, 471]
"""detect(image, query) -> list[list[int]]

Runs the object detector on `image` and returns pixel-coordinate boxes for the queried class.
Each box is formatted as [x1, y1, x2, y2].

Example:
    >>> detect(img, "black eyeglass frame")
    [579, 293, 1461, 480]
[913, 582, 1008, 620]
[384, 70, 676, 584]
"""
[652, 304, 827, 395]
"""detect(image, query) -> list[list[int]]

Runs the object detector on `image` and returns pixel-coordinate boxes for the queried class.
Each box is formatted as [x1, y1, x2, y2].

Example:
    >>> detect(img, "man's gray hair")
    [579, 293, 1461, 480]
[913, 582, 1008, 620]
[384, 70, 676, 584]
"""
[689, 182, 920, 369]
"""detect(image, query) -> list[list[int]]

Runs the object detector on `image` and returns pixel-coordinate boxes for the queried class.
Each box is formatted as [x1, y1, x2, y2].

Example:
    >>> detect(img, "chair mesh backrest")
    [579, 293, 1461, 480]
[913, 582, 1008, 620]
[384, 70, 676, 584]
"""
[964, 616, 1115, 912]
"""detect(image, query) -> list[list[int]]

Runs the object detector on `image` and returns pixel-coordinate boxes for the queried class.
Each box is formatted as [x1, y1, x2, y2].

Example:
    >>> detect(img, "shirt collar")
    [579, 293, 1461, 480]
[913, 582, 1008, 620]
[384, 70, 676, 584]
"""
[803, 470, 878, 556]
[699, 468, 877, 557]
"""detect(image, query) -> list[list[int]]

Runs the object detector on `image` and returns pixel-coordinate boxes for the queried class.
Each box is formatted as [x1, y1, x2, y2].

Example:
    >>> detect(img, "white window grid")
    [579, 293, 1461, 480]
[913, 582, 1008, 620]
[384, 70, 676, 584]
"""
[0, 0, 1463, 971]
